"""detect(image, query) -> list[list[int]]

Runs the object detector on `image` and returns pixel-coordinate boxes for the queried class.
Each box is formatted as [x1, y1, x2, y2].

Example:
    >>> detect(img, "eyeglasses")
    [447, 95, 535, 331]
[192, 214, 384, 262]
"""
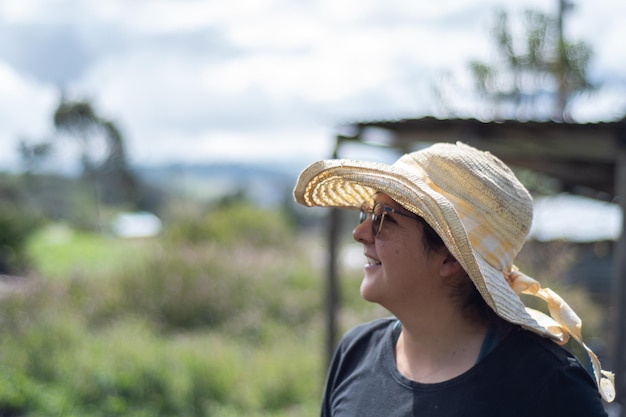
[359, 202, 417, 237]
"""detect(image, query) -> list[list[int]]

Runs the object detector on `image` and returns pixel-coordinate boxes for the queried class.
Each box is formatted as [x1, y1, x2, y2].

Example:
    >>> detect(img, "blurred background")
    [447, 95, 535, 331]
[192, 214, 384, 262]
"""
[0, 0, 625, 416]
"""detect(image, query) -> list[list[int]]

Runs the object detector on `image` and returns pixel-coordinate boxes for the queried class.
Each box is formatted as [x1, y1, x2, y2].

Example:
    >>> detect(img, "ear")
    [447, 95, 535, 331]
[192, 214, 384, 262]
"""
[439, 251, 463, 278]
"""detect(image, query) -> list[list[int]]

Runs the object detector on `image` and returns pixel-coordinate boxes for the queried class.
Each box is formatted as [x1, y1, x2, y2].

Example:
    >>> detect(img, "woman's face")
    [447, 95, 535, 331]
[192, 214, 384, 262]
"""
[352, 193, 446, 312]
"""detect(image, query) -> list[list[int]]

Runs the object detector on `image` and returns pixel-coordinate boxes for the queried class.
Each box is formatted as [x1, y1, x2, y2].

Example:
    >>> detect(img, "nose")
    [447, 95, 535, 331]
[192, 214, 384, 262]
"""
[352, 216, 373, 244]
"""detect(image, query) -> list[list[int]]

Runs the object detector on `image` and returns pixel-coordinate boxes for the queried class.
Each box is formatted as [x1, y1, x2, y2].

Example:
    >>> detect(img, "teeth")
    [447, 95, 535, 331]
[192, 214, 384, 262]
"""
[366, 256, 381, 266]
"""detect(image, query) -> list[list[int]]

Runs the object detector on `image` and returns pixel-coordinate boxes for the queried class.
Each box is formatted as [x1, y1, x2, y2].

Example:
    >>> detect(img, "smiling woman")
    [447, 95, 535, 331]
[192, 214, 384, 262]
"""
[293, 141, 614, 417]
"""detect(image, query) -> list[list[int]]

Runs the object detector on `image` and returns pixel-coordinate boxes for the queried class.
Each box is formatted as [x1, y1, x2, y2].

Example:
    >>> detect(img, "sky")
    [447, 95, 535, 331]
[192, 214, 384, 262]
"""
[1, 0, 625, 172]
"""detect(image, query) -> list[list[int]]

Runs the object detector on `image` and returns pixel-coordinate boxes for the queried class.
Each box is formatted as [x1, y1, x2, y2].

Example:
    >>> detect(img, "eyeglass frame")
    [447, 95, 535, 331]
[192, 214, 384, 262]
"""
[359, 202, 419, 237]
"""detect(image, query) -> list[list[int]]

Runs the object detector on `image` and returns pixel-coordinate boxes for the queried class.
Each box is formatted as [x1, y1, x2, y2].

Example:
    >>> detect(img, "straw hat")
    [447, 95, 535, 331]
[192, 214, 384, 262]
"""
[293, 141, 615, 402]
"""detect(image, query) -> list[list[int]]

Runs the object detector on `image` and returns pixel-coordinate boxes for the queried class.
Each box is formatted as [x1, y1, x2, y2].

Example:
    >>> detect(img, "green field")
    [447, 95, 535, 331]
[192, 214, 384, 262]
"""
[1, 218, 353, 417]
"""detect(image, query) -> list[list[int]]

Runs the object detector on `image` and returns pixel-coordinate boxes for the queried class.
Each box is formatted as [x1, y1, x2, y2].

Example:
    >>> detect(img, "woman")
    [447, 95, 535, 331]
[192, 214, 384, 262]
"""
[293, 142, 614, 416]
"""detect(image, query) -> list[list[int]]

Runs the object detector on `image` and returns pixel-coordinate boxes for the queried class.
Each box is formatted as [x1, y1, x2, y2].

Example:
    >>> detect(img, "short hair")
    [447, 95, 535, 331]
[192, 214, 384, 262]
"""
[416, 216, 494, 323]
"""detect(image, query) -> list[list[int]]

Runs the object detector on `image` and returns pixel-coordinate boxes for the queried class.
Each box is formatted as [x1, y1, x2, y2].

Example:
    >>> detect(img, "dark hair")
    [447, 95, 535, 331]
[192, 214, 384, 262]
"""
[415, 216, 445, 254]
[415, 216, 494, 323]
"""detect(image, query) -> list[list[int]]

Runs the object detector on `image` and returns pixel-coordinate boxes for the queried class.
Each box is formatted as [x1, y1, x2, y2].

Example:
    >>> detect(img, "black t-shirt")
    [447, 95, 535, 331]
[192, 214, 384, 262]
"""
[321, 317, 608, 417]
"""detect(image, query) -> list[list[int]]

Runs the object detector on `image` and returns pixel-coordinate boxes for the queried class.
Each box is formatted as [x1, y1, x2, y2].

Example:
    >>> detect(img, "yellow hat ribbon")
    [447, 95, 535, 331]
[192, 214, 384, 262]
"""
[506, 266, 616, 403]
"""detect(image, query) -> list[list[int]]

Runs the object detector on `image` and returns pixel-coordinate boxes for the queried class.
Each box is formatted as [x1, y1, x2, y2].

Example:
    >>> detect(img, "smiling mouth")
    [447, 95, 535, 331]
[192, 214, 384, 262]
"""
[366, 256, 381, 266]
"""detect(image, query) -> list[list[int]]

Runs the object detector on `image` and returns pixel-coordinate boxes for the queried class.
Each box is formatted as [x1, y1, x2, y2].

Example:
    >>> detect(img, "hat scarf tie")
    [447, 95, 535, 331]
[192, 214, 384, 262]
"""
[506, 266, 616, 403]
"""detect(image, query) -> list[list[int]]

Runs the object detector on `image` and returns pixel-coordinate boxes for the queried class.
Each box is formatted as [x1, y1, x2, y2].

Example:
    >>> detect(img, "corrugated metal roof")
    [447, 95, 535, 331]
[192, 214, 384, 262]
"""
[336, 116, 626, 198]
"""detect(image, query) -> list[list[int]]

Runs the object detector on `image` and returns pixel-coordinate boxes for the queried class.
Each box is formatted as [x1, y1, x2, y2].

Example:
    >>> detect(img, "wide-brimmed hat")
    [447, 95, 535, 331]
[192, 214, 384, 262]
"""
[293, 141, 614, 402]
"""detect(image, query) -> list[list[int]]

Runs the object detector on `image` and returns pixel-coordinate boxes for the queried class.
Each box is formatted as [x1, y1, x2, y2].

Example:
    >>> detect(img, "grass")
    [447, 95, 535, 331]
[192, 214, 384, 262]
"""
[1, 223, 326, 416]
[26, 224, 156, 281]
[0, 310, 323, 416]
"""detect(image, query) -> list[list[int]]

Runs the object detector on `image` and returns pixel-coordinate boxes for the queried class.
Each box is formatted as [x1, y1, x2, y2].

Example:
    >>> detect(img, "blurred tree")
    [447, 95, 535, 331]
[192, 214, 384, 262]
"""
[469, 1, 593, 121]
[53, 98, 141, 212]
[0, 176, 43, 274]
[18, 139, 54, 174]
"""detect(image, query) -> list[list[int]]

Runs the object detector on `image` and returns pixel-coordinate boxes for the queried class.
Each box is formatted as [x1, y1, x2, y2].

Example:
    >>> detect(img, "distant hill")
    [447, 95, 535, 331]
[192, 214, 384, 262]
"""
[134, 161, 303, 206]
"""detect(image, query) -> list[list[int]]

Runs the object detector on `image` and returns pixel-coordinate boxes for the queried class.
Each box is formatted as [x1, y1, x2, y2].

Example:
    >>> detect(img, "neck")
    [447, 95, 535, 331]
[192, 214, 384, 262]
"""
[393, 307, 488, 383]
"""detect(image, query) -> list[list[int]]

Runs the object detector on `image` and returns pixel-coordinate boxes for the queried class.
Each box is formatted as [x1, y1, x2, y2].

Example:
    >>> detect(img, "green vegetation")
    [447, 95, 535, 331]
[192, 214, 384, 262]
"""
[0, 169, 609, 416]
[0, 204, 42, 273]
[0, 202, 327, 417]
[27, 225, 143, 281]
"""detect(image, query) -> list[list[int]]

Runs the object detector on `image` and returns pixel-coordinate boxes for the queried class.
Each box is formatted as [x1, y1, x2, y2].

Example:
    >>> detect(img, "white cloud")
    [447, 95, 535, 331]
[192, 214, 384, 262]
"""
[0, 62, 57, 169]
[569, 85, 626, 121]
[127, 126, 334, 167]
[0, 0, 41, 23]
[0, 0, 624, 172]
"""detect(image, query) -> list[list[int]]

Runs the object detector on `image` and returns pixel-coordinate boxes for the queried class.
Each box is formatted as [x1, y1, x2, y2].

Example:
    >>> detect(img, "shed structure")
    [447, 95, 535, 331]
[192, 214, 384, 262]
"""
[323, 116, 626, 411]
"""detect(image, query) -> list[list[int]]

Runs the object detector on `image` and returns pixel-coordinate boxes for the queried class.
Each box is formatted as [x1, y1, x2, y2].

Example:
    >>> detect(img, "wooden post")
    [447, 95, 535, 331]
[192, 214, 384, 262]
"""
[325, 207, 341, 367]
[325, 138, 343, 368]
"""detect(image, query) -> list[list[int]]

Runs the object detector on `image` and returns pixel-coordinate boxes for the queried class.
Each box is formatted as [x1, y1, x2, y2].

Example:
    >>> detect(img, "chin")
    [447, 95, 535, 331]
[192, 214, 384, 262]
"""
[359, 280, 382, 303]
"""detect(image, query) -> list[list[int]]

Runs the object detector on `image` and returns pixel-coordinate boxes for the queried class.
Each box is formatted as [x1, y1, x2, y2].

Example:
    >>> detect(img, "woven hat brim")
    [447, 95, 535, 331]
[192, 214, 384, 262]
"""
[294, 158, 552, 339]
[474, 253, 556, 339]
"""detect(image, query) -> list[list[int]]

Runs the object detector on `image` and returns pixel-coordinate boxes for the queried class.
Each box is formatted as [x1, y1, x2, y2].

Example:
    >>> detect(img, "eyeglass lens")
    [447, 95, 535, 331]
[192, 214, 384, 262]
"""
[359, 204, 384, 236]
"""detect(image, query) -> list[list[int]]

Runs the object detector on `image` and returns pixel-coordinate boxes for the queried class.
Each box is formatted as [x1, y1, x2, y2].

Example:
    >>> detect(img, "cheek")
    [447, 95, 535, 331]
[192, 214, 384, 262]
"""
[379, 239, 419, 265]
[395, 236, 419, 254]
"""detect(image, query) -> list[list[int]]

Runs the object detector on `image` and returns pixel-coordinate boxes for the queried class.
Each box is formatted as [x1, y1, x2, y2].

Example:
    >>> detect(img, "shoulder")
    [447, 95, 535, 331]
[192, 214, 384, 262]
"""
[491, 327, 607, 416]
[329, 317, 396, 368]
[341, 317, 396, 340]
[335, 317, 396, 352]
[504, 326, 586, 370]
[324, 317, 396, 392]
[494, 326, 589, 380]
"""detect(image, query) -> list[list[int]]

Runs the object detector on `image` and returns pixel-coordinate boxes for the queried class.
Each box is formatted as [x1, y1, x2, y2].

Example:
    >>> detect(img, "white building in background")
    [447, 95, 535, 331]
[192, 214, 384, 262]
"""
[111, 212, 162, 238]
